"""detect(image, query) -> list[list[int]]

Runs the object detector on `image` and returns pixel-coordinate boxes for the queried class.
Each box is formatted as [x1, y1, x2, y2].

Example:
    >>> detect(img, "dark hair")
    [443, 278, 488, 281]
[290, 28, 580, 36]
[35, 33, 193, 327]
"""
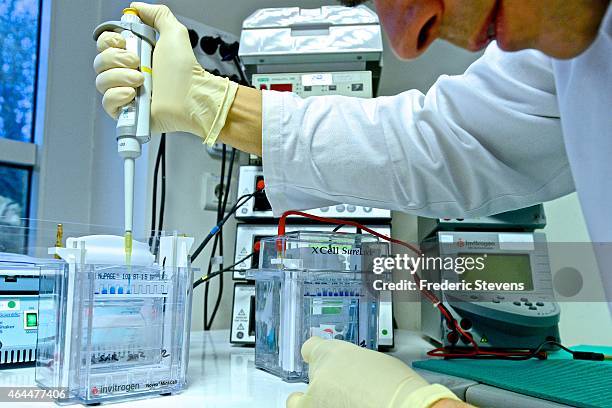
[339, 0, 369, 6]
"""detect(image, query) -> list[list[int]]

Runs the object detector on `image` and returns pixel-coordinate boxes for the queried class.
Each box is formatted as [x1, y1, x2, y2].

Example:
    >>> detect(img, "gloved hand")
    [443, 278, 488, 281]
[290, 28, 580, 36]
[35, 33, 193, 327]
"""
[287, 337, 463, 408]
[93, 2, 238, 146]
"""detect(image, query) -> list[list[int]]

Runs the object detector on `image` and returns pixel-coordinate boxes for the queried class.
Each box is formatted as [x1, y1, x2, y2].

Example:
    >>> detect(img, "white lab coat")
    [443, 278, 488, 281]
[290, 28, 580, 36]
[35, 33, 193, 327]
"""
[261, 7, 611, 303]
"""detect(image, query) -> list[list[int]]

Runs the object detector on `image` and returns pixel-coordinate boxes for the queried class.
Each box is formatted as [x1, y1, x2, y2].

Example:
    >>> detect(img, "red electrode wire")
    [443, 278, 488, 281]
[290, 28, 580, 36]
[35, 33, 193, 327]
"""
[276, 210, 547, 360]
[278, 210, 438, 305]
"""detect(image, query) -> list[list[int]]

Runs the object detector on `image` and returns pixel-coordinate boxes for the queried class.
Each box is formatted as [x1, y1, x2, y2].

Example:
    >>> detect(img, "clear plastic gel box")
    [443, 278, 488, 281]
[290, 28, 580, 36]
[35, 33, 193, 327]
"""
[35, 235, 195, 405]
[247, 231, 390, 382]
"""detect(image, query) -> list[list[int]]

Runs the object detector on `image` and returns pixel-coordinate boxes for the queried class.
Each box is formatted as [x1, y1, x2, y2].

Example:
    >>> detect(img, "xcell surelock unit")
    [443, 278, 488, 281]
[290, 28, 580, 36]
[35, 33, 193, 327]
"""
[247, 231, 390, 382]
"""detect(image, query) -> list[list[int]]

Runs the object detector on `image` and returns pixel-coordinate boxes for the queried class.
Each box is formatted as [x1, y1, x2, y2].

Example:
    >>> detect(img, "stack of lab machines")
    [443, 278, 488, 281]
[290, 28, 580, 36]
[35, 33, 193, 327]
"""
[230, 6, 394, 349]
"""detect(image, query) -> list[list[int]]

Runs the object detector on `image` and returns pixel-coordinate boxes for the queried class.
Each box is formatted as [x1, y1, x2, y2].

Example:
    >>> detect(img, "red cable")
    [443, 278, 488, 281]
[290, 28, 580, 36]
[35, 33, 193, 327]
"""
[278, 210, 438, 303]
[276, 209, 546, 360]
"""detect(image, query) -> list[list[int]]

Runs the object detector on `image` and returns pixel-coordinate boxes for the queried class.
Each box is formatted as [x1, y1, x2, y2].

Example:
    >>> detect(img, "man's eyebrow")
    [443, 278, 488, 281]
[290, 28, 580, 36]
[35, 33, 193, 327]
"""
[339, 0, 369, 6]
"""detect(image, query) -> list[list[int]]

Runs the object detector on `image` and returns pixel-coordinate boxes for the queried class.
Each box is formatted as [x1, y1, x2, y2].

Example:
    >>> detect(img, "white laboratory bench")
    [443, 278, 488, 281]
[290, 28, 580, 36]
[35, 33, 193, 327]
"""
[0, 330, 569, 407]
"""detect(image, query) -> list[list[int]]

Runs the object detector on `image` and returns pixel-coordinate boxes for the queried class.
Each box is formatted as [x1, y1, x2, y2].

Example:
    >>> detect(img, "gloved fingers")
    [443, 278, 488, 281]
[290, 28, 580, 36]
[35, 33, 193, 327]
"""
[286, 392, 315, 408]
[94, 47, 140, 74]
[96, 31, 125, 52]
[301, 336, 325, 364]
[95, 67, 144, 94]
[130, 2, 183, 33]
[301, 336, 357, 364]
[102, 87, 136, 119]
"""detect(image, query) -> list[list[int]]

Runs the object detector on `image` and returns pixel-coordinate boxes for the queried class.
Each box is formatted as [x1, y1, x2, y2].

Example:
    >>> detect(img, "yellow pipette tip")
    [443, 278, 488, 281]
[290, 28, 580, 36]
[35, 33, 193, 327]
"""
[123, 7, 138, 16]
[124, 231, 133, 266]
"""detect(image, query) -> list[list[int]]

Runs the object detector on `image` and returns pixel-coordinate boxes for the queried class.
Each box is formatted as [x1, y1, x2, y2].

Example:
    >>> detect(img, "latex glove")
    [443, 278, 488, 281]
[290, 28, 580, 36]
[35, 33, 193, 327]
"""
[287, 337, 462, 408]
[93, 2, 238, 146]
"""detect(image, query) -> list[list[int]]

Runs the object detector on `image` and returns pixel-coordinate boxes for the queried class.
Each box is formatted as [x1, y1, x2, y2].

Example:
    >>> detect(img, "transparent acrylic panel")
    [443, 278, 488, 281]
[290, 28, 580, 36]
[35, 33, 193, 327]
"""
[0, 0, 40, 142]
[250, 232, 389, 382]
[36, 260, 194, 404]
[0, 164, 31, 253]
[36, 262, 69, 386]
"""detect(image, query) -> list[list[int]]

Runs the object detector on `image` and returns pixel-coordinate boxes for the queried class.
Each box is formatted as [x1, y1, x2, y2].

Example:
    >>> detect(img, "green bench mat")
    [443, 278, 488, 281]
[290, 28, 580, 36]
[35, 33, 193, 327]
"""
[413, 346, 612, 408]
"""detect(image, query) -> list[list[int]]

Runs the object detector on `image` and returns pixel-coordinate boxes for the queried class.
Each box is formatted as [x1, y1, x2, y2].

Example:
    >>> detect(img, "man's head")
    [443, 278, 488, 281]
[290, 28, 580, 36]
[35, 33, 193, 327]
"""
[342, 0, 609, 59]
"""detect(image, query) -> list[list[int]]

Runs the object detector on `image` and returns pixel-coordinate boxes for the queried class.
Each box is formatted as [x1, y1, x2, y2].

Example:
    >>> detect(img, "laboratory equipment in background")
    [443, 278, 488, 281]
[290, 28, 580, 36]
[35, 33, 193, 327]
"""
[230, 224, 394, 349]
[179, 15, 244, 84]
[232, 169, 393, 348]
[247, 231, 390, 382]
[236, 4, 386, 222]
[93, 9, 157, 261]
[235, 166, 392, 221]
[35, 234, 195, 405]
[239, 5, 383, 91]
[230, 283, 256, 345]
[235, 6, 393, 350]
[418, 206, 561, 350]
[177, 15, 249, 159]
[252, 71, 373, 97]
[0, 253, 53, 365]
[417, 205, 547, 243]
[233, 224, 392, 279]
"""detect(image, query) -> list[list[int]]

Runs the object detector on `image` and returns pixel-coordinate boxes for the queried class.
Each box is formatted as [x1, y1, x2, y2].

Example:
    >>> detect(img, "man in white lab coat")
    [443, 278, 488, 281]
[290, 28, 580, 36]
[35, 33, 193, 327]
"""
[94, 1, 611, 407]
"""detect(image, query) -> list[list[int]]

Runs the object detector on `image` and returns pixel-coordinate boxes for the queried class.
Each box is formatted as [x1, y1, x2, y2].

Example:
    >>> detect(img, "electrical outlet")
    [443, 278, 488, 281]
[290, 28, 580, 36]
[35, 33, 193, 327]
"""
[201, 172, 236, 211]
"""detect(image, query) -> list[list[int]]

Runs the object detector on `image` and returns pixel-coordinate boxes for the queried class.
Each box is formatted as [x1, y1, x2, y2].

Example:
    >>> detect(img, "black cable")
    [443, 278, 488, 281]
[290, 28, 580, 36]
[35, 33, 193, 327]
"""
[232, 56, 250, 86]
[221, 150, 237, 226]
[438, 339, 611, 361]
[507, 340, 608, 362]
[193, 252, 254, 289]
[149, 153, 159, 247]
[158, 134, 167, 247]
[189, 189, 260, 330]
[205, 218, 224, 329]
[192, 268, 241, 289]
[190, 193, 255, 261]
[204, 145, 227, 330]
[217, 144, 227, 220]
[207, 148, 235, 327]
[203, 232, 218, 329]
[149, 133, 166, 250]
[205, 146, 233, 330]
[206, 148, 237, 329]
[332, 224, 362, 234]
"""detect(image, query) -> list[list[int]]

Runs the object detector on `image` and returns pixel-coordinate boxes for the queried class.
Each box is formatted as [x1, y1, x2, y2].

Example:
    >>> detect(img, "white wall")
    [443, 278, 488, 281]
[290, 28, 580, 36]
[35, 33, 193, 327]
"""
[34, 0, 146, 238]
[32, 0, 100, 242]
[543, 194, 612, 345]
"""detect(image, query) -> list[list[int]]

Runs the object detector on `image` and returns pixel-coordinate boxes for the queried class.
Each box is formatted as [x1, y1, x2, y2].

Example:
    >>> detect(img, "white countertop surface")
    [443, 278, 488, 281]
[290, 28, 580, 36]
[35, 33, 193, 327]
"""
[0, 330, 474, 407]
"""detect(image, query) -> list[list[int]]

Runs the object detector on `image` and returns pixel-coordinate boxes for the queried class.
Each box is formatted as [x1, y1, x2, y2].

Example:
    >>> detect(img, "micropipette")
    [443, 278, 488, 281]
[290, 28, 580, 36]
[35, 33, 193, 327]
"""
[94, 8, 157, 264]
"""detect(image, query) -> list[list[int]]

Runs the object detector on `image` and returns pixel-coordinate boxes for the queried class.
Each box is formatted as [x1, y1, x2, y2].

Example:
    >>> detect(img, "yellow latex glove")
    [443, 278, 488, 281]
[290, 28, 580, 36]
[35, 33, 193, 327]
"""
[93, 2, 238, 146]
[287, 337, 462, 408]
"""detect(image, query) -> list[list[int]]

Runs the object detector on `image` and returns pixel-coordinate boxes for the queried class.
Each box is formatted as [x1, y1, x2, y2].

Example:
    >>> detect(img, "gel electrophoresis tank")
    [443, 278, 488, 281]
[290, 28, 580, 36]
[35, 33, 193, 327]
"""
[35, 235, 194, 405]
[248, 231, 390, 382]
